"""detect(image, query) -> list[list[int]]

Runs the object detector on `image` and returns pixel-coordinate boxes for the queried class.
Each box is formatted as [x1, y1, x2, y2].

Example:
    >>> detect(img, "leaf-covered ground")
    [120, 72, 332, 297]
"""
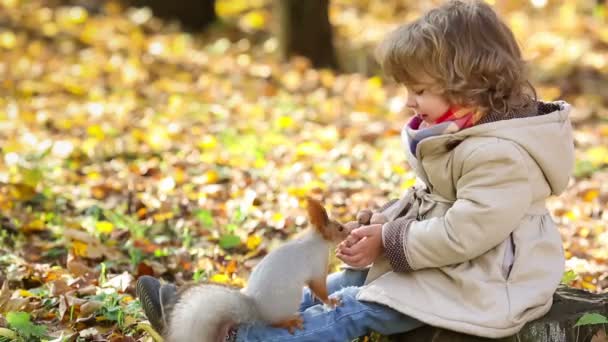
[0, 0, 607, 340]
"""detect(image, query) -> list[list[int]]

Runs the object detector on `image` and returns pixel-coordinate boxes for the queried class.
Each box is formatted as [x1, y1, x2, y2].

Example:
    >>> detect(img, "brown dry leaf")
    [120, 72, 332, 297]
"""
[49, 279, 71, 296]
[67, 258, 96, 277]
[79, 300, 103, 317]
[0, 282, 29, 314]
[57, 295, 68, 321]
[63, 228, 121, 260]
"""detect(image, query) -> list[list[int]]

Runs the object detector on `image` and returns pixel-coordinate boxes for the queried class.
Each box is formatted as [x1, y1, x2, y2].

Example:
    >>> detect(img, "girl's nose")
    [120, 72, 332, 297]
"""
[406, 92, 417, 109]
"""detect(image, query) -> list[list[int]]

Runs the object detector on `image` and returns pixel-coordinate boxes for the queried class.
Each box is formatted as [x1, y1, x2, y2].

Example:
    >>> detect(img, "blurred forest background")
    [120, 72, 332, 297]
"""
[0, 0, 607, 340]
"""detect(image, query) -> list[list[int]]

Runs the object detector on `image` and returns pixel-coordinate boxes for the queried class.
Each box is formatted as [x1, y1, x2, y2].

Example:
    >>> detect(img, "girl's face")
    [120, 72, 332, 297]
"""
[405, 85, 450, 124]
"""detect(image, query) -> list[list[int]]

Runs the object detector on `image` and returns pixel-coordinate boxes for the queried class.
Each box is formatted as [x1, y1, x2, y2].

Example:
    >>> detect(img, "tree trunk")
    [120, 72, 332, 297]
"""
[128, 0, 217, 31]
[391, 286, 608, 342]
[276, 0, 338, 69]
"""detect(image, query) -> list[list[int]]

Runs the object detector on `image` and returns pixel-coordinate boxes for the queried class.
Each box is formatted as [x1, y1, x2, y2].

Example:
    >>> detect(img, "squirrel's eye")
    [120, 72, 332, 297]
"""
[338, 225, 344, 232]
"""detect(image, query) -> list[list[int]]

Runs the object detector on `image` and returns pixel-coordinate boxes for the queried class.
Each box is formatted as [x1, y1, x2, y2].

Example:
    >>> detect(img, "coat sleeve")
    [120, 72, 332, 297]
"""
[383, 140, 533, 271]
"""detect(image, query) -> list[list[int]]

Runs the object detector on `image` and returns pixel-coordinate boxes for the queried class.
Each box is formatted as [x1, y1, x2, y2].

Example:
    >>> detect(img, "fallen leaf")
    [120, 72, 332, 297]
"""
[103, 272, 134, 292]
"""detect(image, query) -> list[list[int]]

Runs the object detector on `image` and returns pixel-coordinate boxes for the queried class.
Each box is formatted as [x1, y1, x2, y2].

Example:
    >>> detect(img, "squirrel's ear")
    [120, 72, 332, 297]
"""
[306, 197, 329, 229]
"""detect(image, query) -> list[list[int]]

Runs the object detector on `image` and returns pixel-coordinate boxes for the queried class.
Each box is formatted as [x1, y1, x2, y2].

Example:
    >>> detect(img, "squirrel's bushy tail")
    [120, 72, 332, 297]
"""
[165, 284, 258, 342]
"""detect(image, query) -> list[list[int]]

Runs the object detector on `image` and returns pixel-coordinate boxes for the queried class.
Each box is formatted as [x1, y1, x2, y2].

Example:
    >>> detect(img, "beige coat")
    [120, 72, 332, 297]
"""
[357, 102, 574, 338]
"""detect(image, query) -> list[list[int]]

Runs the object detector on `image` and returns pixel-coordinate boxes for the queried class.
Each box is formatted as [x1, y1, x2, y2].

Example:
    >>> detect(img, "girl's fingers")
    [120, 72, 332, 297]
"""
[337, 245, 355, 256]
[343, 221, 361, 231]
[339, 237, 370, 256]
[345, 234, 360, 247]
[351, 224, 382, 239]
[337, 252, 364, 266]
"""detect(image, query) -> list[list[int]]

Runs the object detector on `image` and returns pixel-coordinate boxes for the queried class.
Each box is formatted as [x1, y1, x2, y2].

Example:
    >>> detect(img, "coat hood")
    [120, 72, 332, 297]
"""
[427, 101, 574, 196]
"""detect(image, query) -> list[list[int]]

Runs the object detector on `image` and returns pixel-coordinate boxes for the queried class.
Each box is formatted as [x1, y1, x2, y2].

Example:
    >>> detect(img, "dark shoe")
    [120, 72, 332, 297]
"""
[136, 276, 164, 334]
[159, 283, 178, 328]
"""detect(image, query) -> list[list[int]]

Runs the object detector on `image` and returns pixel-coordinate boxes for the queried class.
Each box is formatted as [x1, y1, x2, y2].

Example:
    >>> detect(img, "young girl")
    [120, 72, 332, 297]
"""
[137, 1, 574, 340]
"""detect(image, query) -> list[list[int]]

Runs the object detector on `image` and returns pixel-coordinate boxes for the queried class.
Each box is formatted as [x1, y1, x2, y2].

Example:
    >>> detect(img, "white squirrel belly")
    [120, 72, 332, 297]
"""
[243, 235, 328, 322]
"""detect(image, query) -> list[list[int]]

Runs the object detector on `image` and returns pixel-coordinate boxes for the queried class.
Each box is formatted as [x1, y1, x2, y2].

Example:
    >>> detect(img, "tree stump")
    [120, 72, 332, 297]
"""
[275, 0, 338, 69]
[391, 286, 608, 342]
[126, 0, 217, 31]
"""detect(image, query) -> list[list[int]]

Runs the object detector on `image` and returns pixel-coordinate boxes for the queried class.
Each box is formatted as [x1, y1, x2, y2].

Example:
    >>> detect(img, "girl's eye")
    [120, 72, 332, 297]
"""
[414, 89, 424, 95]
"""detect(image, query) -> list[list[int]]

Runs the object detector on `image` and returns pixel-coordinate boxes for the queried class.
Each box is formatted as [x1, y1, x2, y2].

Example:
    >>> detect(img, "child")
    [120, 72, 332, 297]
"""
[138, 1, 574, 340]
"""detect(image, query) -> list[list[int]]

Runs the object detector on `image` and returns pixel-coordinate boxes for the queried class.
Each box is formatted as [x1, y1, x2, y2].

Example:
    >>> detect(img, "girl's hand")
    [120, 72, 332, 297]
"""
[336, 224, 384, 268]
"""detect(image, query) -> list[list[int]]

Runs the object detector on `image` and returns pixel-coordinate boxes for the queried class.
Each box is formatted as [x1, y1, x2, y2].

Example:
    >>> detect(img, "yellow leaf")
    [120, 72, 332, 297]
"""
[87, 125, 105, 140]
[198, 135, 218, 149]
[231, 276, 246, 288]
[246, 235, 262, 251]
[146, 125, 170, 150]
[10, 184, 36, 201]
[68, 6, 88, 24]
[583, 189, 599, 202]
[367, 76, 382, 88]
[72, 240, 88, 257]
[23, 219, 45, 233]
[64, 81, 85, 96]
[174, 168, 186, 184]
[312, 164, 327, 175]
[275, 116, 294, 129]
[153, 212, 174, 222]
[168, 94, 183, 110]
[319, 70, 335, 88]
[241, 11, 266, 30]
[581, 281, 596, 291]
[1, 0, 18, 8]
[318, 127, 339, 144]
[95, 221, 114, 234]
[559, 2, 578, 31]
[0, 31, 17, 49]
[296, 141, 324, 156]
[338, 162, 352, 176]
[215, 0, 249, 17]
[586, 146, 608, 166]
[87, 171, 101, 181]
[400, 177, 417, 190]
[137, 323, 163, 342]
[0, 328, 16, 340]
[254, 158, 267, 169]
[565, 210, 579, 221]
[536, 86, 561, 101]
[579, 227, 590, 238]
[287, 180, 327, 197]
[508, 11, 528, 40]
[203, 170, 219, 184]
[272, 213, 283, 223]
[80, 23, 96, 44]
[281, 71, 301, 91]
[18, 289, 34, 297]
[210, 273, 230, 284]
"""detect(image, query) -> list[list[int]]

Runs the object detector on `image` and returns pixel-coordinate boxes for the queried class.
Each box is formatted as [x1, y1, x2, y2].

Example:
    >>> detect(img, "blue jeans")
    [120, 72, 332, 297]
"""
[235, 269, 424, 341]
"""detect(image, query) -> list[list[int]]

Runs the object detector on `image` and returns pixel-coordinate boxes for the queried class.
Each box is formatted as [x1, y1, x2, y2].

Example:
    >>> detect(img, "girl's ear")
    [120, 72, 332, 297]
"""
[306, 197, 329, 229]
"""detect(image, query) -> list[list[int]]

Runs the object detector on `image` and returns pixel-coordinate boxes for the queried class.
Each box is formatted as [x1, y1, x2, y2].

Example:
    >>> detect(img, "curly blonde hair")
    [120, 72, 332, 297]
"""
[376, 0, 536, 117]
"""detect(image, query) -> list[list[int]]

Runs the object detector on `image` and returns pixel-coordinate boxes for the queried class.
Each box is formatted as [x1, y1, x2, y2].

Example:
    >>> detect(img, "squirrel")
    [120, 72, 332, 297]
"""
[137, 197, 351, 342]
